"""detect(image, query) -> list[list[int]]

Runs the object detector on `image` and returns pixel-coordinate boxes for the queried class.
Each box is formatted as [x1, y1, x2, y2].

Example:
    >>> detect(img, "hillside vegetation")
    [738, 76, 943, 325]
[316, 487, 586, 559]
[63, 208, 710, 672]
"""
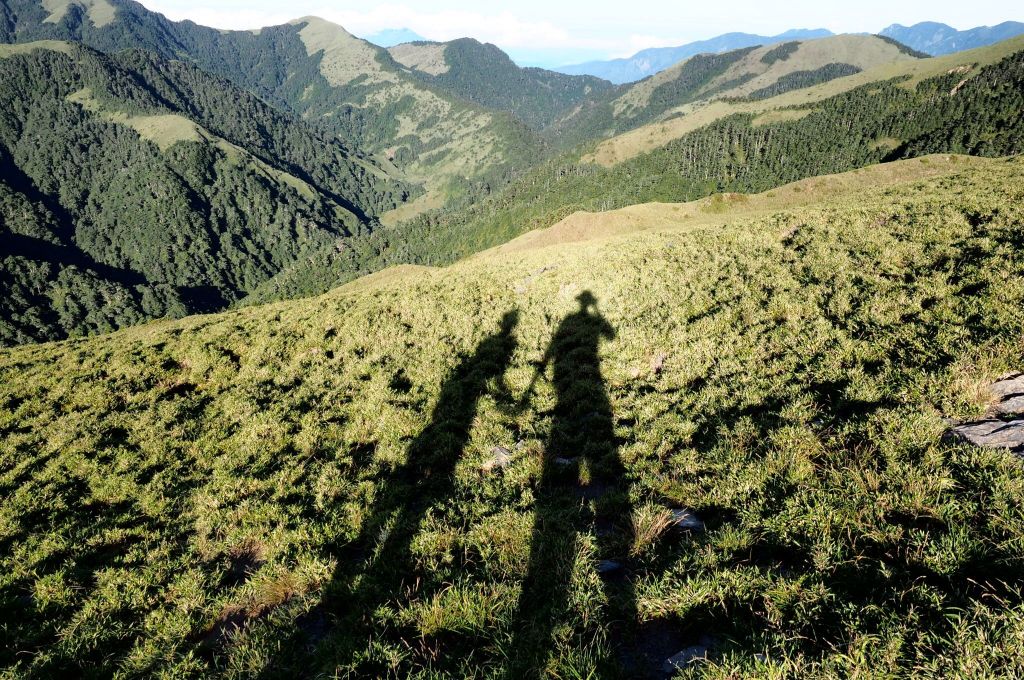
[0, 41, 406, 346]
[247, 42, 1024, 304]
[551, 35, 919, 149]
[0, 0, 591, 212]
[391, 38, 615, 131]
[2, 19, 1022, 348]
[2, 155, 1024, 677]
[0, 2, 954, 218]
[587, 35, 1024, 166]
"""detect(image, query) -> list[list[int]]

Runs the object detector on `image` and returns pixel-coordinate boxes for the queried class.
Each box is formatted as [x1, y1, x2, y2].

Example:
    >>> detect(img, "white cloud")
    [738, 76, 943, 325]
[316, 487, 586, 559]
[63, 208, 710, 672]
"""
[136, 0, 1024, 65]
[143, 2, 291, 30]
[310, 4, 607, 49]
[143, 0, 632, 51]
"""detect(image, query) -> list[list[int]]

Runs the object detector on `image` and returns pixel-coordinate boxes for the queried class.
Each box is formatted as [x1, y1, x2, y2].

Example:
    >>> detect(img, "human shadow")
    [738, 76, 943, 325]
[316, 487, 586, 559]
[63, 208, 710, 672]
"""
[279, 310, 520, 676]
[508, 292, 636, 677]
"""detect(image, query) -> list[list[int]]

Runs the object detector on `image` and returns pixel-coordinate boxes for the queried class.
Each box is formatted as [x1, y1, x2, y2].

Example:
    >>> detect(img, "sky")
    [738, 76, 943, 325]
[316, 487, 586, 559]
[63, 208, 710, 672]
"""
[139, 0, 1022, 67]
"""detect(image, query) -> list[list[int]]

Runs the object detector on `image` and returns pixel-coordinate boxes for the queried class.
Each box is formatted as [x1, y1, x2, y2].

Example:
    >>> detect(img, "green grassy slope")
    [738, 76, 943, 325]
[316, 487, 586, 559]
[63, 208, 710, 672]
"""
[588, 34, 1024, 166]
[3, 155, 1024, 677]
[547, 35, 921, 151]
[246, 43, 1024, 305]
[0, 41, 407, 346]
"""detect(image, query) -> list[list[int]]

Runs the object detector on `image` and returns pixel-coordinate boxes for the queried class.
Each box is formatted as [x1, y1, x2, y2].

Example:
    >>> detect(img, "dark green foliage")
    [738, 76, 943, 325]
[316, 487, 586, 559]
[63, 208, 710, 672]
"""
[544, 47, 760, 151]
[760, 40, 800, 64]
[0, 44, 406, 345]
[0, 3, 14, 43]
[744, 63, 863, 100]
[875, 34, 933, 59]
[406, 38, 616, 131]
[0, 1, 558, 190]
[259, 49, 1024, 294]
[0, 176, 188, 344]
[894, 58, 1024, 156]
[108, 48, 405, 218]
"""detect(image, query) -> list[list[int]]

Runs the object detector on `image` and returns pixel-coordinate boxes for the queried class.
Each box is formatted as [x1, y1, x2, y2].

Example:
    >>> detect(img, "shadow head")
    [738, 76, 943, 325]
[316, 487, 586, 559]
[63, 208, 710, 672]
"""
[576, 291, 598, 311]
[500, 310, 519, 333]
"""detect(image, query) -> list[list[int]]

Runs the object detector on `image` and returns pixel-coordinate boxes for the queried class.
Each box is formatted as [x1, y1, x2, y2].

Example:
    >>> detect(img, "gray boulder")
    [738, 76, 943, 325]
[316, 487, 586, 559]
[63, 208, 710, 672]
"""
[952, 420, 1024, 454]
[482, 445, 513, 472]
[663, 645, 708, 673]
[669, 508, 705, 532]
[990, 373, 1024, 416]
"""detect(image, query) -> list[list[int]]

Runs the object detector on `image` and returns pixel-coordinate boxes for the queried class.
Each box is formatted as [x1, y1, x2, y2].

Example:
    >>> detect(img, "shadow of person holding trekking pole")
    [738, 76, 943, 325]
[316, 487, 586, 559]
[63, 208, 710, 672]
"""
[507, 292, 637, 678]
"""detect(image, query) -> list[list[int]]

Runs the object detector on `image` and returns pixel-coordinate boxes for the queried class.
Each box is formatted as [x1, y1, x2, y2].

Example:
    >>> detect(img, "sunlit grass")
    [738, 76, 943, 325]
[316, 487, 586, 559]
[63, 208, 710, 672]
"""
[2, 156, 1024, 677]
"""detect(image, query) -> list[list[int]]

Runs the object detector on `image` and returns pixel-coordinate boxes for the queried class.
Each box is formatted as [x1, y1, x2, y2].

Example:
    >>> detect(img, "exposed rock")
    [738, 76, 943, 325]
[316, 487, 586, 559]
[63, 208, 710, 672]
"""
[997, 397, 1024, 416]
[512, 264, 559, 294]
[662, 645, 708, 673]
[554, 456, 576, 466]
[597, 559, 624, 575]
[946, 374, 1024, 454]
[650, 352, 668, 375]
[952, 420, 1024, 454]
[669, 508, 705, 532]
[990, 373, 1024, 416]
[482, 445, 513, 472]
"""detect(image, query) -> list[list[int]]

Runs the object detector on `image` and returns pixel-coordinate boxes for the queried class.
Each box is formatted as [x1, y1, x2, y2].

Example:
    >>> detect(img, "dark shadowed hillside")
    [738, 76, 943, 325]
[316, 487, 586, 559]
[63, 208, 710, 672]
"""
[0, 41, 406, 345]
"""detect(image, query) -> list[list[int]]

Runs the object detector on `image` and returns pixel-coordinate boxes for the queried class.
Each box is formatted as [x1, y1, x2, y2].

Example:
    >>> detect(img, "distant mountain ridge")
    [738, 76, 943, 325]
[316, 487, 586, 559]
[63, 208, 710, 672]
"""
[363, 28, 426, 47]
[0, 0, 596, 220]
[880, 21, 1024, 56]
[555, 29, 834, 83]
[557, 21, 1024, 83]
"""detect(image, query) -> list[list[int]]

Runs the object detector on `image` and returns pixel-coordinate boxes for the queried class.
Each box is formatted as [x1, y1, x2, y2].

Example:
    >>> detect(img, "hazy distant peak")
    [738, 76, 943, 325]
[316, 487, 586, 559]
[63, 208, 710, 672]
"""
[364, 28, 428, 47]
[554, 28, 836, 83]
[880, 21, 1024, 55]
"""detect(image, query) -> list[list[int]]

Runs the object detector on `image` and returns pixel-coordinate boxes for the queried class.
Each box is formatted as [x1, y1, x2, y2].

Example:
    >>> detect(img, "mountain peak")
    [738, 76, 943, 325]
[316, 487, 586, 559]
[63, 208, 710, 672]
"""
[880, 20, 1024, 55]
[555, 28, 837, 83]
[289, 16, 356, 37]
[289, 16, 387, 87]
[364, 27, 428, 47]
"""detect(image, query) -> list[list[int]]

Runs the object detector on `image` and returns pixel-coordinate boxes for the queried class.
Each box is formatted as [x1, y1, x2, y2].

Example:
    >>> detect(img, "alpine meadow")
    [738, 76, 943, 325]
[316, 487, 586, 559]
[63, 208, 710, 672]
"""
[1, 1, 1024, 678]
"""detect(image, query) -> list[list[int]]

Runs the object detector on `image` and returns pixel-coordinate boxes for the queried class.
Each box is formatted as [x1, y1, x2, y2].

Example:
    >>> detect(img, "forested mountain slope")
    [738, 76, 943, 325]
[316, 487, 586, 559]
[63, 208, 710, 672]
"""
[0, 0, 600, 214]
[548, 35, 922, 150]
[554, 28, 834, 83]
[3, 155, 1024, 677]
[242, 38, 1024, 304]
[2, 4, 1020, 346]
[586, 35, 1024, 166]
[389, 38, 615, 131]
[0, 2, 951, 212]
[0, 41, 407, 346]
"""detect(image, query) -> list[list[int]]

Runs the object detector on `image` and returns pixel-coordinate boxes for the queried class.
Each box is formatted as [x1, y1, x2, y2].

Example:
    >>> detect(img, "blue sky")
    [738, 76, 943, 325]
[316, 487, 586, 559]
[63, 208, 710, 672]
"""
[139, 0, 1022, 67]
